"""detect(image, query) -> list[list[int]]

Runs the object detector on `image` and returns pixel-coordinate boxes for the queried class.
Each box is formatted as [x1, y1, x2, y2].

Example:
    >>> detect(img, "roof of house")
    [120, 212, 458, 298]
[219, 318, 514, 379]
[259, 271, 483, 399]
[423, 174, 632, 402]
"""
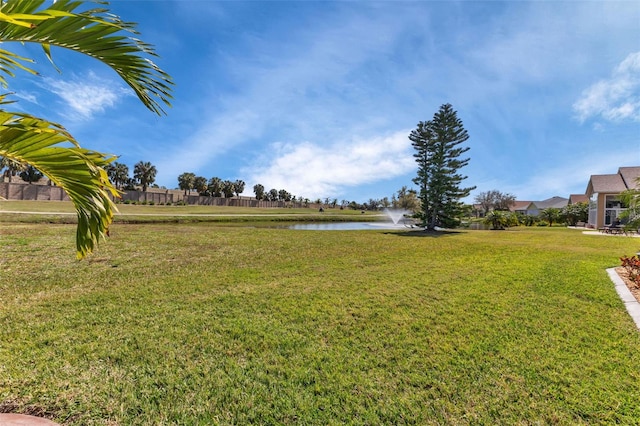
[587, 173, 629, 195]
[585, 166, 640, 196]
[510, 201, 532, 212]
[619, 166, 640, 190]
[569, 194, 589, 204]
[532, 196, 569, 209]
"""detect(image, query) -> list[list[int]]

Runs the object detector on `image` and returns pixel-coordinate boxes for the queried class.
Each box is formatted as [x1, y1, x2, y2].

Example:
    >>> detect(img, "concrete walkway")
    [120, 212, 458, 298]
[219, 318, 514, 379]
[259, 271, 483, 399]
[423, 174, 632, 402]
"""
[582, 230, 640, 237]
[0, 413, 59, 425]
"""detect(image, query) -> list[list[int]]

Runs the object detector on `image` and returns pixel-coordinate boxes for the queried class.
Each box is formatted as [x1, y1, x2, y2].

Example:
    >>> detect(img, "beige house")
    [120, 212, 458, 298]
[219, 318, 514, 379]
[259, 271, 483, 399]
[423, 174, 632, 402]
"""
[509, 200, 532, 215]
[508, 197, 568, 216]
[585, 166, 640, 229]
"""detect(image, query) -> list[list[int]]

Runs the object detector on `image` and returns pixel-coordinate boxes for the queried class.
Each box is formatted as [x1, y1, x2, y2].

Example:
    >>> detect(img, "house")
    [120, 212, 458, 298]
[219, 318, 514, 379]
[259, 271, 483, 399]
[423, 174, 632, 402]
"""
[522, 196, 569, 217]
[509, 201, 532, 215]
[585, 166, 640, 229]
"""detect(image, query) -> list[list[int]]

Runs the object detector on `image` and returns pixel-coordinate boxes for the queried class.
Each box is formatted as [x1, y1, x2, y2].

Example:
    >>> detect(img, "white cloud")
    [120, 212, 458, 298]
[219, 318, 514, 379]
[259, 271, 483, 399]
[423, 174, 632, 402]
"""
[573, 51, 640, 123]
[244, 130, 415, 200]
[13, 92, 38, 105]
[44, 72, 129, 119]
[154, 5, 423, 190]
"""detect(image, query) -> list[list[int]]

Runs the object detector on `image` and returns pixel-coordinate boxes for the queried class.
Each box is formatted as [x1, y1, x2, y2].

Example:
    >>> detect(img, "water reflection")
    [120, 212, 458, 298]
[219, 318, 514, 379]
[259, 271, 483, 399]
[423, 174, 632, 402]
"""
[287, 222, 414, 230]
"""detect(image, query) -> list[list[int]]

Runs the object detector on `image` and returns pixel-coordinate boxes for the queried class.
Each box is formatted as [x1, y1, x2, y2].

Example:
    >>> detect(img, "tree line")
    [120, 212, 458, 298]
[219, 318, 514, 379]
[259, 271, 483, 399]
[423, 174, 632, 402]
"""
[177, 172, 245, 198]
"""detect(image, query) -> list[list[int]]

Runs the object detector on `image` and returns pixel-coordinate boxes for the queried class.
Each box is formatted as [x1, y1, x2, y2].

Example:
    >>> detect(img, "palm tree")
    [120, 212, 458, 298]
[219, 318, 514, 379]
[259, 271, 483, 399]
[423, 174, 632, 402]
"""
[178, 172, 196, 195]
[106, 161, 130, 190]
[133, 161, 157, 192]
[0, 1, 172, 258]
[0, 156, 25, 182]
[193, 176, 208, 195]
[253, 183, 265, 200]
[233, 179, 245, 197]
[208, 177, 222, 197]
[221, 180, 235, 198]
[484, 210, 509, 230]
[113, 162, 130, 190]
[540, 207, 561, 227]
[19, 165, 43, 184]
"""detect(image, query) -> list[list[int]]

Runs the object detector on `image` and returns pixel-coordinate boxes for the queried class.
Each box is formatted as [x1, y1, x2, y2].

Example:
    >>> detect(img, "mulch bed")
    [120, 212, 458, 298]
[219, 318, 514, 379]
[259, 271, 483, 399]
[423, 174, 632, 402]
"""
[615, 266, 640, 303]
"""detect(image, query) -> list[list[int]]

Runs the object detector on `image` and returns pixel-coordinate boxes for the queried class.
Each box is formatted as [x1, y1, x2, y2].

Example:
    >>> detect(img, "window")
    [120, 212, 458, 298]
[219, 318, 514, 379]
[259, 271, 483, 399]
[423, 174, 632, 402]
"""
[604, 194, 627, 225]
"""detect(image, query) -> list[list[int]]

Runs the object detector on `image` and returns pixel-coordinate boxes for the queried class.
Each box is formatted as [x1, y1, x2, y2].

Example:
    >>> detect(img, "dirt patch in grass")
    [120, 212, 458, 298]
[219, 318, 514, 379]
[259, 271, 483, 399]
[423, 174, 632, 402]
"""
[616, 266, 640, 303]
[0, 399, 56, 419]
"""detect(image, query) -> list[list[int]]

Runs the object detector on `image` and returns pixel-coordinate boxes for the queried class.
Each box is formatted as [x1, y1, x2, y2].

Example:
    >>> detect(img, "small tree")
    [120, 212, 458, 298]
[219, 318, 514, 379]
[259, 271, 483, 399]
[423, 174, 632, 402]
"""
[393, 186, 420, 212]
[410, 103, 475, 229]
[619, 179, 640, 230]
[484, 210, 509, 230]
[562, 202, 588, 226]
[540, 207, 561, 227]
[178, 172, 196, 195]
[474, 190, 516, 214]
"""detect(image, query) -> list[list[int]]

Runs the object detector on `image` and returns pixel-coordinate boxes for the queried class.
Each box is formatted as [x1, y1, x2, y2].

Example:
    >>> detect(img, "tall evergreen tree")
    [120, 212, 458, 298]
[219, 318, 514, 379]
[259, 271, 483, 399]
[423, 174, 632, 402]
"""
[410, 103, 475, 229]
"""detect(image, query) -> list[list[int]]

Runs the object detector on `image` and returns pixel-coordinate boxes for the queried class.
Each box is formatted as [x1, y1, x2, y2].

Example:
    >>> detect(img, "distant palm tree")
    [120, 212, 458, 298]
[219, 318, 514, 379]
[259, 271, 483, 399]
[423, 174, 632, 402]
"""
[193, 176, 208, 195]
[0, 1, 172, 258]
[19, 165, 43, 184]
[221, 180, 235, 198]
[234, 179, 245, 197]
[178, 172, 196, 195]
[0, 156, 25, 183]
[208, 177, 223, 197]
[134, 161, 157, 192]
[113, 162, 130, 190]
[106, 161, 130, 190]
[253, 183, 265, 200]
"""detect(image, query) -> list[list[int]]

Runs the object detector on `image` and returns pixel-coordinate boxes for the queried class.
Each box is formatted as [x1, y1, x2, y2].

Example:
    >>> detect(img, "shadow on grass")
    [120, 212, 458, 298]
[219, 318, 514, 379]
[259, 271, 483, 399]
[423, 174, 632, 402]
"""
[383, 229, 463, 238]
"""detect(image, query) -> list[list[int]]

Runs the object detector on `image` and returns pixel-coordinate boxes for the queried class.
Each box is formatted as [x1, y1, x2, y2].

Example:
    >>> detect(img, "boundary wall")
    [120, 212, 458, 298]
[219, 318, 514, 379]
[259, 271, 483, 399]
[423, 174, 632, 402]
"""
[0, 182, 318, 209]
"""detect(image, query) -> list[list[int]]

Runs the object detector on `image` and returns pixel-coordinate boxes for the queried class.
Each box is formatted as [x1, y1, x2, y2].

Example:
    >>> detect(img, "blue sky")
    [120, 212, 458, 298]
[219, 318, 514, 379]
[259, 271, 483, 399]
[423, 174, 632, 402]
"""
[8, 0, 640, 203]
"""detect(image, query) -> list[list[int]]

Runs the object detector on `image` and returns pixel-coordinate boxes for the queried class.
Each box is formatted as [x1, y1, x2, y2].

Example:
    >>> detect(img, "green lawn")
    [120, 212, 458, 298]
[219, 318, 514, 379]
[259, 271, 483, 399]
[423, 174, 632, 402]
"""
[1, 222, 640, 425]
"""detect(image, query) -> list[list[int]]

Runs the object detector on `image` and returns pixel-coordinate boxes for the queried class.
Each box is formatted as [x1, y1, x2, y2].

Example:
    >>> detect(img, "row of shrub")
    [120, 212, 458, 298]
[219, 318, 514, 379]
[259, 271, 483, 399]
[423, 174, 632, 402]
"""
[482, 210, 573, 230]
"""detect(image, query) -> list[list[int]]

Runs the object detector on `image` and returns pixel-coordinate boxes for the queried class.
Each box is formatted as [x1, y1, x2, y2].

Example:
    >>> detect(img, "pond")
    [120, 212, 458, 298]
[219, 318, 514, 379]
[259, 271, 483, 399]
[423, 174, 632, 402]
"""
[286, 222, 418, 231]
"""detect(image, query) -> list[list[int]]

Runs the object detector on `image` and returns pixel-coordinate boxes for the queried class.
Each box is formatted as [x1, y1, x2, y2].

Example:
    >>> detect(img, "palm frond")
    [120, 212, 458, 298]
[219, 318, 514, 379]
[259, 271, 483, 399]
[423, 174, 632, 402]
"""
[0, 96, 119, 259]
[0, 0, 173, 115]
